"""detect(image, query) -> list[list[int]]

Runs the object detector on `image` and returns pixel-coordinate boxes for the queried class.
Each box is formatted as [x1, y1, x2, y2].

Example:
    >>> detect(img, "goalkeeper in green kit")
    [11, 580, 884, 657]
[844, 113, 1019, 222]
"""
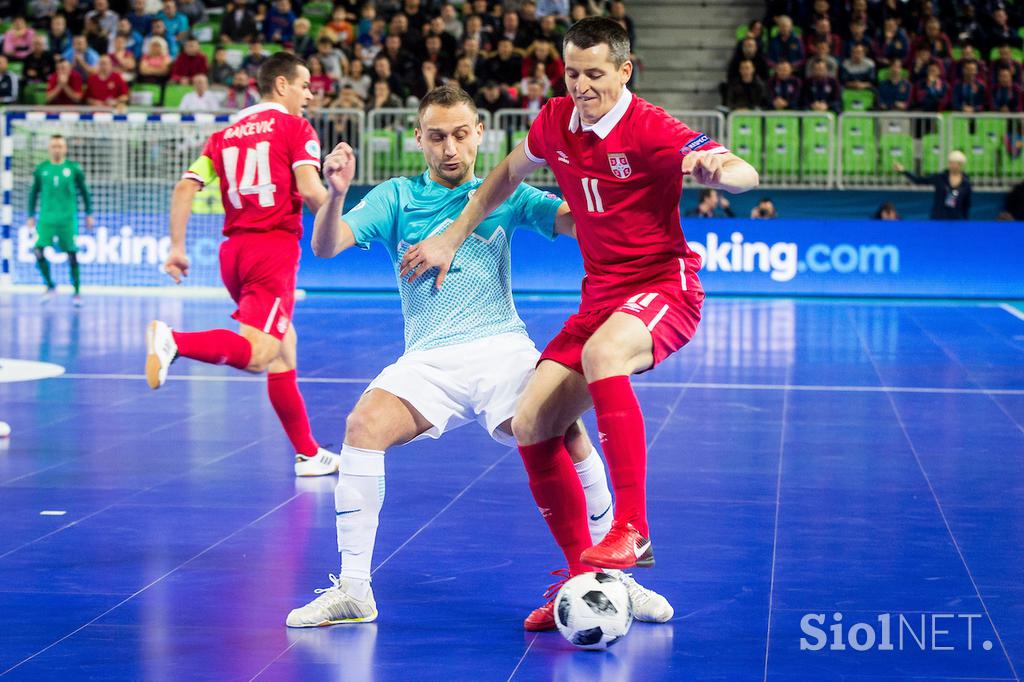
[27, 134, 93, 306]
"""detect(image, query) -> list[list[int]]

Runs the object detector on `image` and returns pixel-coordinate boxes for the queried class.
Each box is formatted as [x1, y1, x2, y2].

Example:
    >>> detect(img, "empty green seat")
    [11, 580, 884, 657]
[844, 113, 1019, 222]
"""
[763, 116, 798, 175]
[842, 140, 877, 176]
[879, 132, 913, 177]
[163, 83, 192, 108]
[842, 89, 875, 112]
[368, 129, 399, 178]
[801, 115, 831, 178]
[729, 114, 763, 168]
[921, 133, 944, 174]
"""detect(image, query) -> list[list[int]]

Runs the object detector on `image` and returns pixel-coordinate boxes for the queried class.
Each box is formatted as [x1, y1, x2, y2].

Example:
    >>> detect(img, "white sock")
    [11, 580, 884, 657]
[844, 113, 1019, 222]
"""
[336, 444, 385, 597]
[574, 447, 613, 545]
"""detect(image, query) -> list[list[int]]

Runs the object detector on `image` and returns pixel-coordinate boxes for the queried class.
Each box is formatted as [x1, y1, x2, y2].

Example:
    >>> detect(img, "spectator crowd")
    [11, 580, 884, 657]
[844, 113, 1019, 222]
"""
[724, 0, 1024, 113]
[0, 0, 636, 112]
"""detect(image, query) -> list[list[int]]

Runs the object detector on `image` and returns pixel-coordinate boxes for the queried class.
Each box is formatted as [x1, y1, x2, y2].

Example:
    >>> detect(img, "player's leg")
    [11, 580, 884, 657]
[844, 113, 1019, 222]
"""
[264, 324, 335, 474]
[510, 359, 596, 585]
[562, 420, 612, 544]
[55, 225, 81, 303]
[32, 225, 56, 296]
[287, 388, 433, 628]
[575, 311, 657, 569]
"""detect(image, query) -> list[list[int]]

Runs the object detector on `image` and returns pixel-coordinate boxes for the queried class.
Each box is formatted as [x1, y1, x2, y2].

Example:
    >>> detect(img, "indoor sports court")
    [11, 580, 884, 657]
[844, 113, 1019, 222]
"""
[1, 293, 1022, 680]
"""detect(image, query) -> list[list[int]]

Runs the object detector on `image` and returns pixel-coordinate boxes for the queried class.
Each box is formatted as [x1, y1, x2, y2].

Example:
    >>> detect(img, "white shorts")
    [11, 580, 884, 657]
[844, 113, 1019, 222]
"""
[364, 332, 540, 447]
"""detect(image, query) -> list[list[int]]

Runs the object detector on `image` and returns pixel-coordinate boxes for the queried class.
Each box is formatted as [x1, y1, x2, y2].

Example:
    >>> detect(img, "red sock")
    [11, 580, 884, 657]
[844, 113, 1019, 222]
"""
[589, 375, 649, 537]
[268, 369, 319, 456]
[519, 437, 594, 576]
[172, 329, 252, 369]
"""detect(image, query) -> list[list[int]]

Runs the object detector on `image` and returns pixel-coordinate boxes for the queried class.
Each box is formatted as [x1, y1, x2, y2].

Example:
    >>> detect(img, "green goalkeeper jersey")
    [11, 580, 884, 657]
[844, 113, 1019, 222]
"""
[28, 160, 92, 226]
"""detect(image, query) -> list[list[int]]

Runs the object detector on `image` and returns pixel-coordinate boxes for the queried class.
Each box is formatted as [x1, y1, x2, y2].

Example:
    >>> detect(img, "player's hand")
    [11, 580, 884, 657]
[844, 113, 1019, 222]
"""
[164, 249, 190, 284]
[399, 232, 456, 289]
[682, 150, 726, 187]
[84, 215, 94, 231]
[893, 161, 905, 173]
[323, 141, 356, 195]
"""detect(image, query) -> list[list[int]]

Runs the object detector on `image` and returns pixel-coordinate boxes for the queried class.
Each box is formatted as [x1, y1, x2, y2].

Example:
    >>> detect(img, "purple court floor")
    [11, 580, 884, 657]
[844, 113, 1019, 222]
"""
[1, 291, 1022, 681]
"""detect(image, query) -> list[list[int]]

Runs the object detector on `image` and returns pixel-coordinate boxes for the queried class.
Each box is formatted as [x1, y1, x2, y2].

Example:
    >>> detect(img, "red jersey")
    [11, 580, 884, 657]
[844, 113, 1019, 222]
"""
[525, 89, 727, 309]
[183, 102, 321, 237]
[85, 72, 128, 104]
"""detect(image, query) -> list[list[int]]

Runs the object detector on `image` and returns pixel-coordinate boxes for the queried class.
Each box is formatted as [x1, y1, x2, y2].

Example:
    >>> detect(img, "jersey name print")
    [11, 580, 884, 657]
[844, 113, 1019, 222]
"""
[525, 89, 728, 310]
[183, 102, 321, 238]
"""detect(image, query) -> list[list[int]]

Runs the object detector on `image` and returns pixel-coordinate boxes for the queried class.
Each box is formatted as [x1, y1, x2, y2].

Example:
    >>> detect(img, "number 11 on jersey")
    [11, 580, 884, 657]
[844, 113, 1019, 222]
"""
[222, 141, 278, 209]
[581, 177, 605, 213]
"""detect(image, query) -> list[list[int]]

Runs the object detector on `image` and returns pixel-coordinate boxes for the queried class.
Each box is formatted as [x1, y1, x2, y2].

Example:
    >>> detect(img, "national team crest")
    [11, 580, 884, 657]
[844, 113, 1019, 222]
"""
[608, 153, 631, 179]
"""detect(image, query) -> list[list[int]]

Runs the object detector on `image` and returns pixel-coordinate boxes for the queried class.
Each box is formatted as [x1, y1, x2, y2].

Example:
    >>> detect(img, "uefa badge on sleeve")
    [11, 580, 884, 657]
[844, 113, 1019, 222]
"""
[608, 153, 631, 179]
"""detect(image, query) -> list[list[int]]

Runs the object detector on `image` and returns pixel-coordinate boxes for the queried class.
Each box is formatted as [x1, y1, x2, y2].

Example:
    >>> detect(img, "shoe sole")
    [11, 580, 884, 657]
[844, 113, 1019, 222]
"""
[286, 610, 378, 628]
[145, 321, 163, 390]
[523, 620, 556, 632]
[294, 467, 340, 477]
[580, 551, 655, 570]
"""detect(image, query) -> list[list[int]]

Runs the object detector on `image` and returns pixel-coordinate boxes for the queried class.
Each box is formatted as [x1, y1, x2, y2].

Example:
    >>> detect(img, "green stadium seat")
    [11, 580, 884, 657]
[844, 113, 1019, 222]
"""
[728, 114, 763, 168]
[975, 118, 1006, 150]
[368, 129, 399, 176]
[877, 67, 890, 82]
[921, 132, 944, 174]
[989, 46, 1024, 62]
[163, 83, 192, 108]
[764, 116, 799, 175]
[879, 132, 913, 177]
[1002, 143, 1024, 179]
[842, 89, 875, 112]
[22, 82, 47, 105]
[302, 0, 333, 20]
[191, 20, 218, 42]
[950, 46, 963, 61]
[735, 24, 748, 41]
[199, 42, 215, 62]
[841, 115, 873, 144]
[400, 131, 422, 173]
[130, 82, 164, 106]
[967, 136, 998, 177]
[842, 141, 877, 176]
[8, 60, 23, 75]
[950, 116, 972, 157]
[801, 115, 831, 178]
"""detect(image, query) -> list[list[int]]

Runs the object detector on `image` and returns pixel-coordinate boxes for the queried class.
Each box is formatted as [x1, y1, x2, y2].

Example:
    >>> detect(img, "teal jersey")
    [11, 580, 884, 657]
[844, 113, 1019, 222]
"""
[344, 171, 563, 353]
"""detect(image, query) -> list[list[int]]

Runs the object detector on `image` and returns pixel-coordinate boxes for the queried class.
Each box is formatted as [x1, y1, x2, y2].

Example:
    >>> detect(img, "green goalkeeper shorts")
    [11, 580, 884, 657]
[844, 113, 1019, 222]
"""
[34, 220, 78, 253]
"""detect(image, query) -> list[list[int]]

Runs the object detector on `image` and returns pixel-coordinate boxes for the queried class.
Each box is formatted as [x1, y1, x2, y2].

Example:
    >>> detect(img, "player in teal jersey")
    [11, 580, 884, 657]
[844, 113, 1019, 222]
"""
[286, 85, 673, 630]
[27, 135, 93, 306]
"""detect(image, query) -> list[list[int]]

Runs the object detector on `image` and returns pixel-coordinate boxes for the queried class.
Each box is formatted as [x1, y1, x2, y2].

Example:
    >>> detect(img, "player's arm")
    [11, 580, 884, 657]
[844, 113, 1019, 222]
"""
[681, 150, 760, 194]
[399, 141, 543, 287]
[295, 164, 328, 214]
[554, 202, 576, 239]
[311, 142, 358, 258]
[73, 165, 94, 229]
[166, 154, 216, 283]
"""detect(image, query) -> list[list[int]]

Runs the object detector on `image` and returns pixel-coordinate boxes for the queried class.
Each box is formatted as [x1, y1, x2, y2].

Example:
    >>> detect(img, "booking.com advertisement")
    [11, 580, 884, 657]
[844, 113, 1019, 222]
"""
[11, 213, 1023, 299]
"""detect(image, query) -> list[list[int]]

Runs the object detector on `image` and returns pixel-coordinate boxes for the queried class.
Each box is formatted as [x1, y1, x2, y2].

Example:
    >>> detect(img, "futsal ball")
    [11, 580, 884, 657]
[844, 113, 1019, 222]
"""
[0, 421, 10, 438]
[554, 572, 633, 650]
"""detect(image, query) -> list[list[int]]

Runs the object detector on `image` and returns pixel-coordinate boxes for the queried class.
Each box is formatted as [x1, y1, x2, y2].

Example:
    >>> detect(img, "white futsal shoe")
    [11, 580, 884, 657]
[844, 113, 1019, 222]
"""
[286, 574, 378, 627]
[606, 570, 675, 623]
[145, 320, 178, 389]
[294, 448, 342, 477]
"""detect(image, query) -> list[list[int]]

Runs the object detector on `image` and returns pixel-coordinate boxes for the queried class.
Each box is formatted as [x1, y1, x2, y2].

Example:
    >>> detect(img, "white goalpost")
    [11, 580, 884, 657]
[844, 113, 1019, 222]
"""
[0, 108, 235, 294]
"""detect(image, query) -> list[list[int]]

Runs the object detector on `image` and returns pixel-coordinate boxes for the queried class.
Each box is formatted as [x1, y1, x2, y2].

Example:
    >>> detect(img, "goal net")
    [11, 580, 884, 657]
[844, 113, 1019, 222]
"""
[1, 109, 234, 291]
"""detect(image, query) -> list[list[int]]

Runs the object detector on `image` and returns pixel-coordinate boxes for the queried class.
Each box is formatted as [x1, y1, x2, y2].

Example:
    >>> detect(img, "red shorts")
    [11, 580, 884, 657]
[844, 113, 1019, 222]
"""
[540, 256, 705, 374]
[219, 230, 300, 340]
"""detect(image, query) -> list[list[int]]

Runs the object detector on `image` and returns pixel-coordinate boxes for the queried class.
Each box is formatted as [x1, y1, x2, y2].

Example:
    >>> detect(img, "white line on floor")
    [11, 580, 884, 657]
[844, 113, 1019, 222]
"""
[52, 373, 1024, 396]
[999, 303, 1024, 322]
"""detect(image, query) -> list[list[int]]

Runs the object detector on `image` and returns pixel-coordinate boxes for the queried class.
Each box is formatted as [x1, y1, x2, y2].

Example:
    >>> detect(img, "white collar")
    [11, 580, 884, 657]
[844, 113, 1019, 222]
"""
[237, 101, 288, 119]
[569, 87, 632, 139]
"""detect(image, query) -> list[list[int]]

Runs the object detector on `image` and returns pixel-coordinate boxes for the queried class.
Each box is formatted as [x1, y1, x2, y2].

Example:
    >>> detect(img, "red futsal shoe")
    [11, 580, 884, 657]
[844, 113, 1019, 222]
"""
[523, 568, 571, 631]
[580, 521, 654, 569]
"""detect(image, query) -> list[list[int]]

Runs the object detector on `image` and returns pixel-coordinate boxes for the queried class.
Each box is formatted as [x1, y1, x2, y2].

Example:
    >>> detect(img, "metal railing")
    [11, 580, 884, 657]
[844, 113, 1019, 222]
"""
[729, 111, 836, 189]
[947, 113, 1024, 191]
[837, 112, 944, 190]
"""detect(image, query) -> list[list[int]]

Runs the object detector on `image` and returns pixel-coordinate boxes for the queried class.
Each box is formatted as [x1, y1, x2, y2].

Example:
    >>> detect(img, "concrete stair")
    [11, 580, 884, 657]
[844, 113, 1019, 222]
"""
[630, 0, 762, 110]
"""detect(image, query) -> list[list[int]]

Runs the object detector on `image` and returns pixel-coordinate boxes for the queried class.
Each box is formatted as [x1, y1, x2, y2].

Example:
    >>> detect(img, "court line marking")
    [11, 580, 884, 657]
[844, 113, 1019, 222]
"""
[999, 303, 1024, 322]
[506, 633, 539, 682]
[762, 366, 791, 682]
[250, 449, 518, 681]
[849, 310, 1021, 682]
[912, 314, 1024, 437]
[52, 372, 1024, 396]
[1, 493, 303, 677]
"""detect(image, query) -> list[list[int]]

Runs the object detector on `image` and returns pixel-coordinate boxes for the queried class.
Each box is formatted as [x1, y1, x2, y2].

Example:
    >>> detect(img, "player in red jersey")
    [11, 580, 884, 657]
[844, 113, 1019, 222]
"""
[400, 17, 759, 618]
[146, 53, 339, 477]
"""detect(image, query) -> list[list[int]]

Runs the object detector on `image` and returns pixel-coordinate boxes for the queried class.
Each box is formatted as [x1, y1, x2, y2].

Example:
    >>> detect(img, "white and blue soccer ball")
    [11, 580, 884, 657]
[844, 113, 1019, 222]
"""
[554, 572, 633, 650]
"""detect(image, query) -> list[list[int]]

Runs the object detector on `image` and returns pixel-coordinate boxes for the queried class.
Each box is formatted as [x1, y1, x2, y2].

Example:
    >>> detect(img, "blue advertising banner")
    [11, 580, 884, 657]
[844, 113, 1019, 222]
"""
[297, 217, 1023, 299]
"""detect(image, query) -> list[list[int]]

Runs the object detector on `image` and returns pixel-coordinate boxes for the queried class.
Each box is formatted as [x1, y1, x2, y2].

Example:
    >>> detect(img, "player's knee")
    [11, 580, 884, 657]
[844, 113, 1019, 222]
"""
[581, 337, 623, 378]
[344, 408, 387, 449]
[511, 408, 549, 445]
[246, 341, 279, 373]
